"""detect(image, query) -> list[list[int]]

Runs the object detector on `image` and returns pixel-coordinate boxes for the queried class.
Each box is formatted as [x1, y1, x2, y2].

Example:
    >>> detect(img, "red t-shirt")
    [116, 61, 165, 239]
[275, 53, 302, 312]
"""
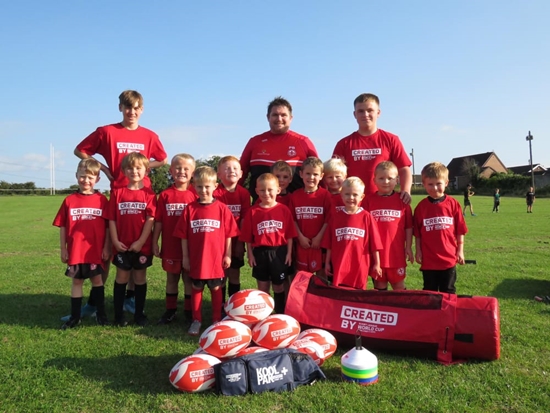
[413, 196, 468, 271]
[213, 184, 251, 227]
[76, 123, 167, 189]
[363, 192, 412, 269]
[155, 185, 198, 260]
[108, 187, 157, 255]
[322, 208, 382, 289]
[332, 129, 411, 195]
[289, 187, 332, 239]
[52, 191, 109, 266]
[239, 203, 297, 247]
[240, 130, 318, 195]
[173, 200, 239, 280]
[330, 192, 346, 213]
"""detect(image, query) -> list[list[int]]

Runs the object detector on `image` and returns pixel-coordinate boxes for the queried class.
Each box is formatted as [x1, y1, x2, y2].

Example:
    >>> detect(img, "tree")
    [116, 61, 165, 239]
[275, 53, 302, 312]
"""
[149, 164, 171, 194]
[461, 158, 480, 185]
[196, 155, 221, 170]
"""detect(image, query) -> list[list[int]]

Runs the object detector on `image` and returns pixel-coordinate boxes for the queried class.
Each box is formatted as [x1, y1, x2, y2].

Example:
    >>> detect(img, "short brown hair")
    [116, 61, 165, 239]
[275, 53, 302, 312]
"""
[375, 161, 398, 175]
[76, 158, 101, 176]
[271, 160, 293, 176]
[421, 162, 448, 181]
[267, 96, 292, 116]
[302, 156, 324, 172]
[353, 93, 380, 107]
[121, 152, 149, 170]
[119, 90, 143, 108]
[256, 172, 279, 186]
[217, 155, 241, 172]
[193, 166, 217, 183]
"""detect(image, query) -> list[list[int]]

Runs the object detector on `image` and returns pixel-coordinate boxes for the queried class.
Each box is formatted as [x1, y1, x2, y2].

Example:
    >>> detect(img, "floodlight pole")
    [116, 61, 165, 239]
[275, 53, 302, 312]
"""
[410, 148, 416, 187]
[526, 131, 534, 189]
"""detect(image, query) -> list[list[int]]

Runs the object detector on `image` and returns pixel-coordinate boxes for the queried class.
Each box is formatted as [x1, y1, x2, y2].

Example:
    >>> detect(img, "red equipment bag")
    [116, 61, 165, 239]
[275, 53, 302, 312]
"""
[285, 271, 500, 363]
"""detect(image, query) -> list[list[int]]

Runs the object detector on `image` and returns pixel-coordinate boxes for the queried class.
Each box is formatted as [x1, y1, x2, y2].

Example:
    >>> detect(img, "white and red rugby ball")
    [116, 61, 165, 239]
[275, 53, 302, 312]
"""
[169, 354, 221, 393]
[289, 338, 326, 366]
[234, 346, 270, 357]
[297, 328, 338, 359]
[199, 320, 252, 358]
[224, 289, 274, 323]
[252, 314, 301, 349]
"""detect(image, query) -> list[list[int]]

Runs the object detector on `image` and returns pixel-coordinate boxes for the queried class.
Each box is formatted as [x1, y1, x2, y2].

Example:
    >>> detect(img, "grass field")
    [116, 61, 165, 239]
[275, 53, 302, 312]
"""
[0, 194, 549, 413]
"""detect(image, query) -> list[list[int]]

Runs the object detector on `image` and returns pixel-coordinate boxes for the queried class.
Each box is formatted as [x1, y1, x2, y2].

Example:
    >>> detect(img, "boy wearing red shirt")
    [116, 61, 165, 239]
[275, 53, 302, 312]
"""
[53, 159, 111, 329]
[323, 177, 382, 290]
[153, 154, 197, 325]
[173, 166, 239, 336]
[240, 173, 297, 314]
[289, 157, 332, 275]
[109, 153, 157, 327]
[414, 162, 468, 293]
[363, 161, 414, 290]
[323, 158, 347, 212]
[271, 160, 293, 207]
[214, 156, 251, 302]
[332, 93, 412, 203]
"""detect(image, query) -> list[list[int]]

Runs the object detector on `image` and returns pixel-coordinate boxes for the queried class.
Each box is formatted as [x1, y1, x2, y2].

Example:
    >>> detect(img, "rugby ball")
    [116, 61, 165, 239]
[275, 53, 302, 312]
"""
[224, 289, 274, 323]
[222, 315, 257, 330]
[169, 354, 221, 393]
[252, 314, 301, 349]
[234, 346, 269, 357]
[199, 320, 252, 358]
[297, 328, 338, 359]
[289, 338, 326, 366]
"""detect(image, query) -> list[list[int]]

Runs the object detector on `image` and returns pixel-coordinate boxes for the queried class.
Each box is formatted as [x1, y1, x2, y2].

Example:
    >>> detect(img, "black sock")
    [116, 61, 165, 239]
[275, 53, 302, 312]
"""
[91, 286, 106, 317]
[274, 292, 286, 314]
[87, 286, 96, 306]
[71, 297, 83, 320]
[134, 283, 147, 317]
[113, 282, 127, 320]
[228, 282, 241, 298]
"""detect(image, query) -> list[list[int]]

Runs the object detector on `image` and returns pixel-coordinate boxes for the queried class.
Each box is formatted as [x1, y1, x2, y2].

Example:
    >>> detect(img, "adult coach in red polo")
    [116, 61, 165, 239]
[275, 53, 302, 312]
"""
[240, 97, 319, 201]
[332, 93, 412, 203]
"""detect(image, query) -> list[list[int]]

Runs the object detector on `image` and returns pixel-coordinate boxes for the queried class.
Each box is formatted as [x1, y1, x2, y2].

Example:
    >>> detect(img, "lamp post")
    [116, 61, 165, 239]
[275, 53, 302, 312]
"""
[410, 148, 416, 187]
[526, 131, 534, 188]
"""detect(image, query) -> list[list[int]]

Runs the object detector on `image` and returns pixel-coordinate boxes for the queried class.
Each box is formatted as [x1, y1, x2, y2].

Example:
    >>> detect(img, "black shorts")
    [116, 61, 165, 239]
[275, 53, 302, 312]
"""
[192, 278, 224, 289]
[65, 263, 104, 280]
[421, 266, 457, 294]
[463, 199, 471, 206]
[252, 246, 289, 285]
[112, 251, 153, 271]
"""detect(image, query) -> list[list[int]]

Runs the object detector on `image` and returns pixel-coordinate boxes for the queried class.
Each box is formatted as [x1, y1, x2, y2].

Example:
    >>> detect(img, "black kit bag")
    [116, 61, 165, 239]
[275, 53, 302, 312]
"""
[214, 348, 326, 396]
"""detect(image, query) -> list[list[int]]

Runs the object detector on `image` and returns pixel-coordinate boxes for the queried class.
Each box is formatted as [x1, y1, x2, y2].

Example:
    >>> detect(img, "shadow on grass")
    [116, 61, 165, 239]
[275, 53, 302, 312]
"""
[43, 353, 199, 395]
[490, 278, 550, 299]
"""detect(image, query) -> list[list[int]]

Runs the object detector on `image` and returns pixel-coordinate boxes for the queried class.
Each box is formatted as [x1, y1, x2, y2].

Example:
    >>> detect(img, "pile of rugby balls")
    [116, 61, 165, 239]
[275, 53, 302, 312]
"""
[169, 289, 337, 393]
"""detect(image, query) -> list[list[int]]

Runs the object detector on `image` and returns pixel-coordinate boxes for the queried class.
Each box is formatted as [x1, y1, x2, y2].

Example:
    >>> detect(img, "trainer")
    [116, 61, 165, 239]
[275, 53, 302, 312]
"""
[240, 96, 318, 200]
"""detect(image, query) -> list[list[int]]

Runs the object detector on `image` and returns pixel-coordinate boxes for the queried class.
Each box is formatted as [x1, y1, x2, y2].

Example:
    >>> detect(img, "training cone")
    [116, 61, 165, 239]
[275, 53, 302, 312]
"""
[341, 335, 378, 385]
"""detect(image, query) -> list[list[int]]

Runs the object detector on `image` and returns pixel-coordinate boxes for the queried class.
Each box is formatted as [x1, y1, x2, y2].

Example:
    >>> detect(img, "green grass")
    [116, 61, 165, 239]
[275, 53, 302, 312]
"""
[0, 195, 549, 412]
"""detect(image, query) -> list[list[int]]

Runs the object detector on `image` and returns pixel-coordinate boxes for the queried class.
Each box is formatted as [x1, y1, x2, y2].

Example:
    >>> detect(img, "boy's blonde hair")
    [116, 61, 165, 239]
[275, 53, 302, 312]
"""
[217, 155, 241, 171]
[324, 158, 347, 175]
[76, 158, 101, 176]
[354, 93, 380, 107]
[421, 162, 449, 181]
[193, 166, 217, 183]
[342, 176, 365, 193]
[121, 152, 149, 170]
[271, 160, 293, 176]
[119, 90, 143, 108]
[171, 153, 195, 166]
[375, 161, 398, 175]
[302, 156, 324, 172]
[256, 172, 279, 186]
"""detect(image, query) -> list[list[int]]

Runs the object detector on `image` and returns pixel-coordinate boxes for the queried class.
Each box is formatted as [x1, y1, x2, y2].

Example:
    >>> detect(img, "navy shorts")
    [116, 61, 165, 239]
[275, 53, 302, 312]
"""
[112, 251, 153, 271]
[252, 246, 289, 285]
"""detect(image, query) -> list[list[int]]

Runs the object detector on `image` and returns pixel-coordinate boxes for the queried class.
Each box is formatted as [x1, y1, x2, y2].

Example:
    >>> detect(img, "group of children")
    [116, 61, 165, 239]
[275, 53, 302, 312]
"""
[54, 147, 469, 334]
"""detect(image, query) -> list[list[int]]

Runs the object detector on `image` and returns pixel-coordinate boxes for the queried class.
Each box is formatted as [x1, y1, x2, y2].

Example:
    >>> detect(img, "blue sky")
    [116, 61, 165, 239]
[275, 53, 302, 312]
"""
[1, 1, 549, 190]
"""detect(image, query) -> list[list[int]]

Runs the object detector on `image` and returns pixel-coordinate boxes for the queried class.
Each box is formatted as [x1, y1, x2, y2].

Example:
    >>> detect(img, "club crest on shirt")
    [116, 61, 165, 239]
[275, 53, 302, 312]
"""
[287, 146, 297, 157]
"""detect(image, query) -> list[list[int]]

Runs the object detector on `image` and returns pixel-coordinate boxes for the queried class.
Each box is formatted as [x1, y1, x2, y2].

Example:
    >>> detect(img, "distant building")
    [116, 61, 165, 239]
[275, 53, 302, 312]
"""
[507, 164, 546, 176]
[447, 152, 507, 189]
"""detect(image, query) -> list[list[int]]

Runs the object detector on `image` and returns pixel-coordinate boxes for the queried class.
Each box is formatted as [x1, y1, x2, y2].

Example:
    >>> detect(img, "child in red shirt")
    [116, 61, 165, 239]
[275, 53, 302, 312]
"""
[323, 158, 347, 213]
[152, 153, 197, 324]
[173, 166, 239, 336]
[53, 159, 111, 329]
[289, 157, 332, 275]
[322, 177, 382, 289]
[413, 162, 468, 293]
[109, 152, 157, 326]
[214, 156, 251, 303]
[240, 173, 297, 313]
[363, 161, 413, 290]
